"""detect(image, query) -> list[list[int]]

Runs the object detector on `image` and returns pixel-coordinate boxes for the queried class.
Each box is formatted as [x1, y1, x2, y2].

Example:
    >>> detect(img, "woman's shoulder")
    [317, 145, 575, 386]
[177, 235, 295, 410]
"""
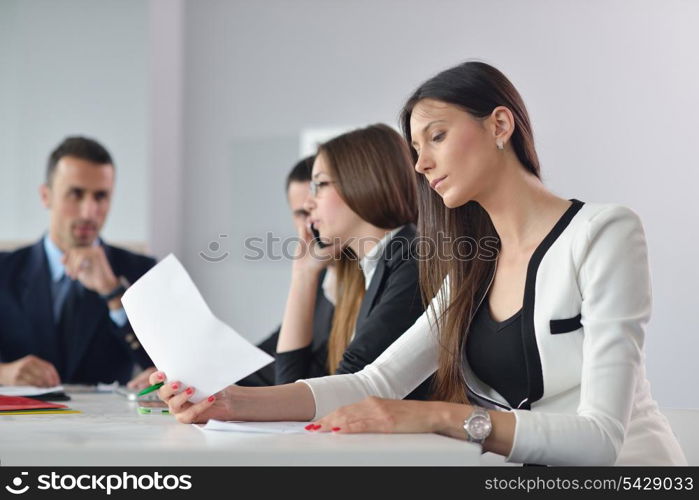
[574, 201, 643, 225]
[567, 201, 644, 241]
[569, 201, 648, 266]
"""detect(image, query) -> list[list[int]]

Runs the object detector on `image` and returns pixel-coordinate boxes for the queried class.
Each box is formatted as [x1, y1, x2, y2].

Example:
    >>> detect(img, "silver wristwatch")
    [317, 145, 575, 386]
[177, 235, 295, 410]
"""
[464, 406, 492, 444]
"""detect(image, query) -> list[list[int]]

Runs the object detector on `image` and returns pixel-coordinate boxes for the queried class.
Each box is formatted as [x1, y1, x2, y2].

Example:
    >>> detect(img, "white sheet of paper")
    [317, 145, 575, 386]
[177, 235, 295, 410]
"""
[200, 419, 310, 434]
[0, 385, 65, 397]
[121, 254, 273, 403]
[96, 382, 119, 392]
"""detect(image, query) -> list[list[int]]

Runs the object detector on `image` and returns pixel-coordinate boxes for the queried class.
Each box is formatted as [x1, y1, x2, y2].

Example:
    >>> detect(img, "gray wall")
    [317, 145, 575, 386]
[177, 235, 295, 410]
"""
[179, 0, 699, 408]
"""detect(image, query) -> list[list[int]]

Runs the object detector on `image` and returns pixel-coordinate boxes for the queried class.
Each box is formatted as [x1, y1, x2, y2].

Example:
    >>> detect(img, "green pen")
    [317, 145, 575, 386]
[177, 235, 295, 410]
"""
[137, 382, 164, 397]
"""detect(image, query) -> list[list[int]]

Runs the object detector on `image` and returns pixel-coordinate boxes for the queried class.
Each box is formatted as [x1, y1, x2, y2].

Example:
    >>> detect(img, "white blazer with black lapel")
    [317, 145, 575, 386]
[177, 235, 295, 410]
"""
[301, 201, 687, 465]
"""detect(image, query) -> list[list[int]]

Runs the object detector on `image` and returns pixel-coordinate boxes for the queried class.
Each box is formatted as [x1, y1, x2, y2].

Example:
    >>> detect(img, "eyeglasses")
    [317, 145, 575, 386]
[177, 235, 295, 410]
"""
[309, 180, 337, 198]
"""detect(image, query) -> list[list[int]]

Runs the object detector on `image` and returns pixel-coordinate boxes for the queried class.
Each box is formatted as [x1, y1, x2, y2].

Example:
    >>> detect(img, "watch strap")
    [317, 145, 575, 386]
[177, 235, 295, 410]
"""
[101, 276, 130, 302]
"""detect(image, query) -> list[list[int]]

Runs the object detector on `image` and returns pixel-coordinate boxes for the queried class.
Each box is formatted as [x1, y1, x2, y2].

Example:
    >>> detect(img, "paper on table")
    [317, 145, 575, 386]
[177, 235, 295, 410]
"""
[0, 385, 65, 397]
[121, 254, 273, 403]
[96, 382, 119, 392]
[201, 419, 310, 434]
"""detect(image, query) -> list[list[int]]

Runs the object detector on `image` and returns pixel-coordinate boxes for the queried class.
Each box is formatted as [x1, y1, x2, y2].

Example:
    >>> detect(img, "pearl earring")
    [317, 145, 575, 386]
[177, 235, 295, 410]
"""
[496, 141, 504, 151]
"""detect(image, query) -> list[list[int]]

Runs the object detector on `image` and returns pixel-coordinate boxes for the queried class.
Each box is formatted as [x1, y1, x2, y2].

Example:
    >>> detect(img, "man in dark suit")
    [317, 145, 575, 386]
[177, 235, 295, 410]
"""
[0, 137, 156, 387]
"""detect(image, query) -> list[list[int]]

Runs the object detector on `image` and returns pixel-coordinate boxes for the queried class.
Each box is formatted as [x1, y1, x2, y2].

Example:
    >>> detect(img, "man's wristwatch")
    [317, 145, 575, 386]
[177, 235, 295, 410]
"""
[100, 276, 130, 302]
[464, 406, 492, 444]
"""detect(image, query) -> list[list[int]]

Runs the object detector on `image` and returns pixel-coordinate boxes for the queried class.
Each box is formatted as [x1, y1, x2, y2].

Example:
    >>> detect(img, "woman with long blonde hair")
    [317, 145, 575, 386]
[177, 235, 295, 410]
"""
[272, 124, 428, 395]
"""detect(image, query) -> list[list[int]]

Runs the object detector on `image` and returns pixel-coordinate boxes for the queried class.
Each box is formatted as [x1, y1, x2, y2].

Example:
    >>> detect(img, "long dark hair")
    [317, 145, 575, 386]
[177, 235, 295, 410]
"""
[399, 61, 541, 403]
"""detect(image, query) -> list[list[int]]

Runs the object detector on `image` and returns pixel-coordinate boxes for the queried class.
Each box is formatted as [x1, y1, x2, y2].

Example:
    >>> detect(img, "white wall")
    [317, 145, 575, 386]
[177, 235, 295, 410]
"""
[179, 0, 699, 408]
[0, 0, 149, 245]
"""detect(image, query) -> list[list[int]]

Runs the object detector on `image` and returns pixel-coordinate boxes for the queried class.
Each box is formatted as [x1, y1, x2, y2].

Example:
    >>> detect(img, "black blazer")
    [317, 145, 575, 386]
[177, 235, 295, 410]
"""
[0, 238, 156, 385]
[272, 225, 432, 399]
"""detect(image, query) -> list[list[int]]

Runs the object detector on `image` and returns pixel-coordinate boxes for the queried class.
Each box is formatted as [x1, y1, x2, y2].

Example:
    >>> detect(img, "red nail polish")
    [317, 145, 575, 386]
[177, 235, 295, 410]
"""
[171, 383, 179, 390]
[304, 424, 314, 431]
[207, 395, 215, 403]
[185, 388, 193, 395]
[331, 427, 341, 432]
[156, 372, 165, 380]
[312, 424, 322, 430]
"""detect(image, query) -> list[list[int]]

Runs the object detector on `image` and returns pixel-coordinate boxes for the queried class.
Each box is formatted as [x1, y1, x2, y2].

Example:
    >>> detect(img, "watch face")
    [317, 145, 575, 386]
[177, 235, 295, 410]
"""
[468, 415, 492, 440]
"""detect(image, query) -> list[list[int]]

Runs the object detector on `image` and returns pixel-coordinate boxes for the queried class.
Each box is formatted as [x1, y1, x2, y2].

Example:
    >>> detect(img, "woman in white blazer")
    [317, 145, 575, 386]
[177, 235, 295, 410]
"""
[153, 61, 686, 466]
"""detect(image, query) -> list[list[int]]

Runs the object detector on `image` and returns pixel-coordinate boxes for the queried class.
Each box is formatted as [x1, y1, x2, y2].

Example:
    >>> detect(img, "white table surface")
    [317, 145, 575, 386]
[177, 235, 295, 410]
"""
[0, 391, 482, 466]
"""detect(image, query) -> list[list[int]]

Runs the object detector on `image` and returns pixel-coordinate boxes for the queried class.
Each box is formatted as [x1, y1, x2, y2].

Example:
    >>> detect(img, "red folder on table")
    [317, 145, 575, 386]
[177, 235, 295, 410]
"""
[0, 395, 77, 414]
